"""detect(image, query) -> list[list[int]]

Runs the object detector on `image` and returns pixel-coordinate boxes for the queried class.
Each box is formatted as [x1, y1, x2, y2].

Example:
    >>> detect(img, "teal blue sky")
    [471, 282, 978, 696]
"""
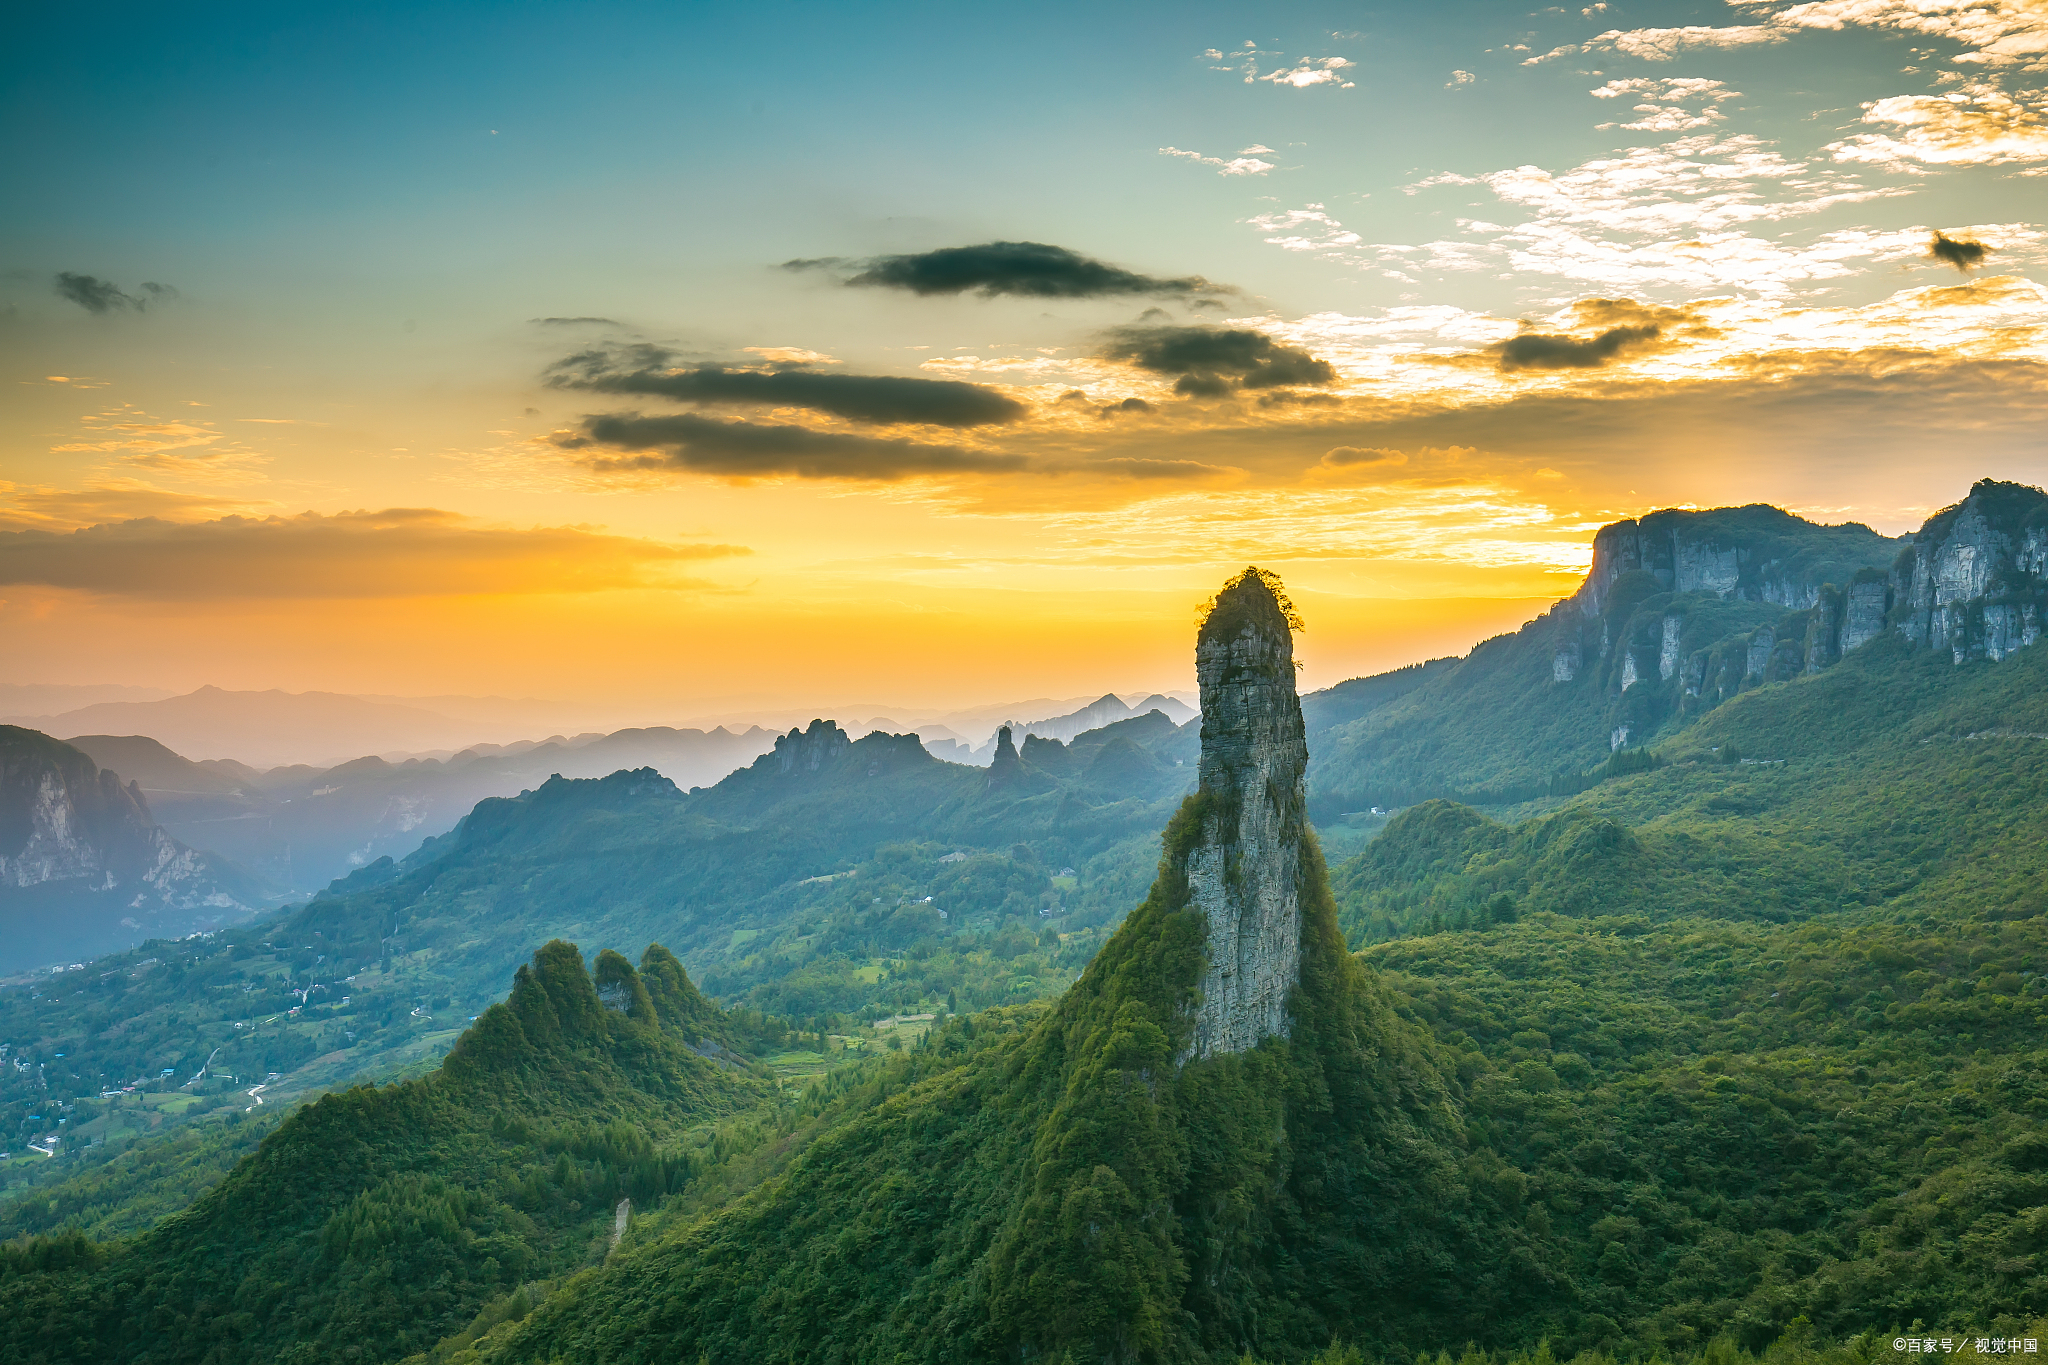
[2, 0, 2045, 708]
[9, 1, 2029, 313]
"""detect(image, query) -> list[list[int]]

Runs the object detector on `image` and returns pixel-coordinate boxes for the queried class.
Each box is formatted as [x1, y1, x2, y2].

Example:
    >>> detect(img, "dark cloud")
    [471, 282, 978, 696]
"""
[0, 509, 742, 599]
[547, 345, 1025, 428]
[1321, 446, 1405, 467]
[555, 412, 1024, 480]
[799, 242, 1226, 300]
[1057, 390, 1155, 419]
[531, 316, 624, 327]
[1097, 325, 1337, 395]
[1495, 324, 1659, 372]
[55, 273, 176, 314]
[1308, 445, 1413, 481]
[1929, 230, 1991, 274]
[1256, 390, 1340, 408]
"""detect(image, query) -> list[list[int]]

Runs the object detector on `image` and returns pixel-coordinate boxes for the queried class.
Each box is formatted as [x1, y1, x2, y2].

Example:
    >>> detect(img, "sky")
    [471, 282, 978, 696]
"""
[4, 0, 2045, 719]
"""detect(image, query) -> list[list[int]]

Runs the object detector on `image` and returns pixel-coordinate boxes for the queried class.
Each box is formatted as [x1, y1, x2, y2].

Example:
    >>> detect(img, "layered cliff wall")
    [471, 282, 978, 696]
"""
[1307, 478, 2048, 812]
[1571, 504, 1900, 620]
[1182, 568, 1309, 1060]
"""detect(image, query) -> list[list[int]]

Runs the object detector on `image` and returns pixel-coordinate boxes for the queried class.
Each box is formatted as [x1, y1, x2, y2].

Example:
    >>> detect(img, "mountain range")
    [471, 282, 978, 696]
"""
[3, 478, 2047, 1364]
[0, 692, 1209, 969]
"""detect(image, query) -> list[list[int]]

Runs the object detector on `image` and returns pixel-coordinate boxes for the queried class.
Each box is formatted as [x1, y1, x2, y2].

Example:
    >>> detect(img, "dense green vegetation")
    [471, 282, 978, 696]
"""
[464, 783, 1475, 1364]
[1334, 631, 2048, 945]
[0, 941, 777, 1363]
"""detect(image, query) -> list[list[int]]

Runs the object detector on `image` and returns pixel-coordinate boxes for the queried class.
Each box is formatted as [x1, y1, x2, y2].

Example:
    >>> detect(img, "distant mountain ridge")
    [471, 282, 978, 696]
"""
[926, 691, 1201, 763]
[7, 686, 516, 769]
[61, 724, 782, 902]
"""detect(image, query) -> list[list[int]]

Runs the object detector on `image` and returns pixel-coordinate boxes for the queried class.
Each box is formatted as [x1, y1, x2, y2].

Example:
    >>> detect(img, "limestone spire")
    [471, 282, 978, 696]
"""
[1183, 567, 1309, 1060]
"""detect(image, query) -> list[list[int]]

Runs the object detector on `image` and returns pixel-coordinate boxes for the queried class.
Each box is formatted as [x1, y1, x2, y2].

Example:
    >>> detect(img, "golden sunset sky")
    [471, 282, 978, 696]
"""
[5, 0, 2045, 717]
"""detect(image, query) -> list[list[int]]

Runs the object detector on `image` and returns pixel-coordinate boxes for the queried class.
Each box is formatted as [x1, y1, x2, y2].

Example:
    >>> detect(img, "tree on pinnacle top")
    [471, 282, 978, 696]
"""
[1197, 565, 1304, 647]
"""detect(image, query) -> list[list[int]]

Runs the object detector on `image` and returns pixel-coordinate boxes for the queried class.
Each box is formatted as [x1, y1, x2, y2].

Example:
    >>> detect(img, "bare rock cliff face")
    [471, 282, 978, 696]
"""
[1892, 480, 2048, 663]
[1182, 571, 1309, 1061]
[1, 727, 193, 895]
[1570, 505, 1897, 619]
[1, 726, 262, 968]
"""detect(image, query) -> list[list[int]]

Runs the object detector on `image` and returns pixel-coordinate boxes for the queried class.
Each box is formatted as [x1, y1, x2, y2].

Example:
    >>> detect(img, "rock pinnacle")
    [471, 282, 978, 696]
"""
[1183, 567, 1308, 1060]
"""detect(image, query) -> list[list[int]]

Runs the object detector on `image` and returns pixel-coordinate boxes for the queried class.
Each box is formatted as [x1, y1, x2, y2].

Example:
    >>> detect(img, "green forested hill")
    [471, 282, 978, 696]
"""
[0, 941, 771, 1364]
[1333, 630, 2048, 944]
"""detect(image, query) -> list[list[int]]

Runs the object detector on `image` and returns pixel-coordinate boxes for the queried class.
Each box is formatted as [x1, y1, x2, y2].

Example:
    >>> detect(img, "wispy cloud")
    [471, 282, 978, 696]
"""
[1246, 204, 1363, 254]
[1260, 57, 1357, 88]
[1198, 43, 1356, 88]
[1828, 80, 2048, 168]
[1532, 0, 2048, 70]
[1283, 135, 1926, 295]
[1734, 0, 2048, 70]
[51, 409, 223, 456]
[1589, 77, 1740, 131]
[1159, 146, 1276, 176]
[41, 404, 274, 479]
[0, 480, 270, 533]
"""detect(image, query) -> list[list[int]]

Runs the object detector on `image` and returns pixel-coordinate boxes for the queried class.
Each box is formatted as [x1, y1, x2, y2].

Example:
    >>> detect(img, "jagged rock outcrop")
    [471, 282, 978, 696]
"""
[1183, 568, 1309, 1060]
[773, 719, 852, 774]
[1890, 479, 2048, 663]
[0, 727, 264, 968]
[984, 725, 1023, 786]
